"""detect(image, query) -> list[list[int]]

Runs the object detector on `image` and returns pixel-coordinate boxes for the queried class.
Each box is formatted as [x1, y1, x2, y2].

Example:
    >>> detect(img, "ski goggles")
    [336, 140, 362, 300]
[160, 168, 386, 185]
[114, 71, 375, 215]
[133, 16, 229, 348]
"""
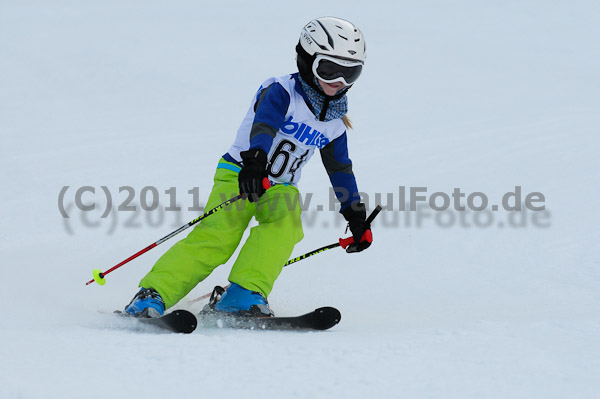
[312, 54, 363, 86]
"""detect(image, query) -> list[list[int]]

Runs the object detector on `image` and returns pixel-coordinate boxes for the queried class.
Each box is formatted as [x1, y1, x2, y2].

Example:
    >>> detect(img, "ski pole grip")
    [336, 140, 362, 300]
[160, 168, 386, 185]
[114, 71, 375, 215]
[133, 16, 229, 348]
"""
[339, 236, 355, 249]
[339, 230, 373, 249]
[262, 177, 271, 190]
[339, 206, 381, 249]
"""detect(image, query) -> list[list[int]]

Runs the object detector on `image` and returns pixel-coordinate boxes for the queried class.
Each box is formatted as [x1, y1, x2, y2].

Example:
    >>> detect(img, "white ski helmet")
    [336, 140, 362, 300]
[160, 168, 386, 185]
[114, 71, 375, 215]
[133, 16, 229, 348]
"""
[296, 17, 366, 87]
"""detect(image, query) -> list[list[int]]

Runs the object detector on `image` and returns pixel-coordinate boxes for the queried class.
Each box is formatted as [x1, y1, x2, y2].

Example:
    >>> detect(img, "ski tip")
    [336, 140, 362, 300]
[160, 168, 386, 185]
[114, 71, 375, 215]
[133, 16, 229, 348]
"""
[171, 310, 198, 334]
[313, 307, 342, 330]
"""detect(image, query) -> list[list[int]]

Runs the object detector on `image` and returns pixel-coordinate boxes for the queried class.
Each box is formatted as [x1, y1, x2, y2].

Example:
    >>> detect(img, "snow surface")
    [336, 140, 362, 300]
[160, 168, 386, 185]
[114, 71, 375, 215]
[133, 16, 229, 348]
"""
[1, 1, 599, 398]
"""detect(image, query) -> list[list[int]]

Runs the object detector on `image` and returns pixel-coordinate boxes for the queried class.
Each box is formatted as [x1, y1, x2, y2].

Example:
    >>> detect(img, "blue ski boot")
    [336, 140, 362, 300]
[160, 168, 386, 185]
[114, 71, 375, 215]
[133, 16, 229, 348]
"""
[125, 287, 165, 318]
[210, 283, 274, 317]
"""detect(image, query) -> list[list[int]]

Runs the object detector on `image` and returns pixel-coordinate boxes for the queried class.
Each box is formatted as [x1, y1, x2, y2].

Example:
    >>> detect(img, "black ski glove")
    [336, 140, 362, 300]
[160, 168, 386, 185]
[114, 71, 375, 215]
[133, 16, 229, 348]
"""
[239, 148, 269, 202]
[341, 202, 372, 253]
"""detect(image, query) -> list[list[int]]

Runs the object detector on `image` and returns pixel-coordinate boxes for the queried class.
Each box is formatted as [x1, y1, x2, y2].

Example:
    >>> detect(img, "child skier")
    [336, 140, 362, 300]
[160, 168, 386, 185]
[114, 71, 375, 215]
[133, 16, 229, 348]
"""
[125, 17, 373, 318]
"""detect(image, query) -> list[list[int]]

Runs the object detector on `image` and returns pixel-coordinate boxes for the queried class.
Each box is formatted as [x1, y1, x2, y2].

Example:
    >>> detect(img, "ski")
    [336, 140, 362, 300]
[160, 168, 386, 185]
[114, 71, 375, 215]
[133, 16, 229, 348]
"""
[197, 307, 341, 331]
[115, 309, 197, 334]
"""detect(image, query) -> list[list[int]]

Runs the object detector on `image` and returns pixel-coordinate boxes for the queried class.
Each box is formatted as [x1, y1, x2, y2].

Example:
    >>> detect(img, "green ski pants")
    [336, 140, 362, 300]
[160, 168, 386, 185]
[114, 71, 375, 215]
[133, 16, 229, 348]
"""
[139, 158, 304, 309]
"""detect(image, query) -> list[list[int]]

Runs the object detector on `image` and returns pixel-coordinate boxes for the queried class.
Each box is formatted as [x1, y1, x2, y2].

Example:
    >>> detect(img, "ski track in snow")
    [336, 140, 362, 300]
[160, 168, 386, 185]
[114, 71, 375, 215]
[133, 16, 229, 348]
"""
[1, 1, 599, 398]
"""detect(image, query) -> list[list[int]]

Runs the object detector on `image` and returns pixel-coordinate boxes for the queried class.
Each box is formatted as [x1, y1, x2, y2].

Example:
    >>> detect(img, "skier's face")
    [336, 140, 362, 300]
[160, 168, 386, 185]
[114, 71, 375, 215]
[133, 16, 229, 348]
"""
[318, 79, 345, 96]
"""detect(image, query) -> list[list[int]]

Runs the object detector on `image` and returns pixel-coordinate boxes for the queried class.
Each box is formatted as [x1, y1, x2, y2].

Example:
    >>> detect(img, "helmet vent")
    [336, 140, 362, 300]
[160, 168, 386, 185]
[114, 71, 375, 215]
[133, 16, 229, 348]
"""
[348, 50, 356, 55]
[338, 34, 348, 41]
[316, 19, 335, 49]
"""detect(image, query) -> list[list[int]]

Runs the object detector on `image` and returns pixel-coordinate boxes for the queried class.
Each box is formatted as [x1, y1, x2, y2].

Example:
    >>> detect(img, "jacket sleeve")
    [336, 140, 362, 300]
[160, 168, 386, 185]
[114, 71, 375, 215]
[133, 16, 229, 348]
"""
[248, 83, 290, 154]
[319, 132, 360, 211]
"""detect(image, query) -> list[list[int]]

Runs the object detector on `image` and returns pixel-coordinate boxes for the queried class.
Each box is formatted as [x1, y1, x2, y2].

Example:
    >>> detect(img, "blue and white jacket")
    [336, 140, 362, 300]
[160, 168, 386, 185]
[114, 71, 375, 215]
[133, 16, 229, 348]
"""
[225, 73, 360, 210]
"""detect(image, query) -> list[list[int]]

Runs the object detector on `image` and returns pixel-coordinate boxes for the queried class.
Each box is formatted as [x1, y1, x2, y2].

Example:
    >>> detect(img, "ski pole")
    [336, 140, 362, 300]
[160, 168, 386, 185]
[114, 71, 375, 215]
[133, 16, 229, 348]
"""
[285, 204, 382, 264]
[190, 205, 383, 303]
[86, 178, 271, 286]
